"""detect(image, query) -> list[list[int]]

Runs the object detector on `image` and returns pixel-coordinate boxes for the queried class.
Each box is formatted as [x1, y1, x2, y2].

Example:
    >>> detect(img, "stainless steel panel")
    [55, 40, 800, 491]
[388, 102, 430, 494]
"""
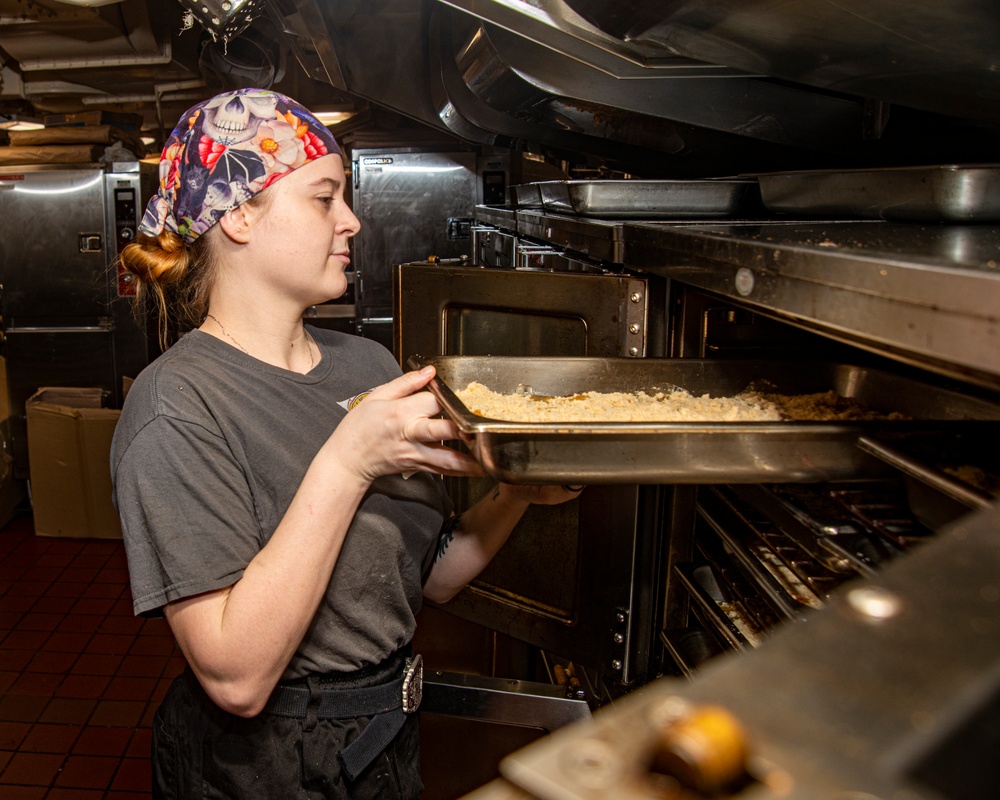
[413, 356, 1000, 484]
[423, 671, 590, 729]
[0, 167, 108, 323]
[623, 221, 1000, 390]
[516, 210, 624, 264]
[474, 204, 518, 230]
[538, 179, 760, 218]
[758, 165, 1000, 222]
[353, 149, 478, 315]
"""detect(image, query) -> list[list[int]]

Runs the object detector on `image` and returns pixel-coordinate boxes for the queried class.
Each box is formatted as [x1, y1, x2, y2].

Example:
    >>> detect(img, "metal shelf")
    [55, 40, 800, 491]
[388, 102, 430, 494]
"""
[623, 220, 1000, 391]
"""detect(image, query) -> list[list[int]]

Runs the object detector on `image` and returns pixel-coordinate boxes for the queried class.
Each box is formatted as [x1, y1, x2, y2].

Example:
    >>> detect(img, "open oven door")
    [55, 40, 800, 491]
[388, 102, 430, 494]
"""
[395, 259, 665, 690]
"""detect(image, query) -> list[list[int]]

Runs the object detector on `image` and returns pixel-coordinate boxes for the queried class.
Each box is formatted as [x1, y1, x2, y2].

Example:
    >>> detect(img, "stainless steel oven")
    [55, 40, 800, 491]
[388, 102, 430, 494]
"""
[395, 250, 667, 691]
[447, 195, 1000, 800]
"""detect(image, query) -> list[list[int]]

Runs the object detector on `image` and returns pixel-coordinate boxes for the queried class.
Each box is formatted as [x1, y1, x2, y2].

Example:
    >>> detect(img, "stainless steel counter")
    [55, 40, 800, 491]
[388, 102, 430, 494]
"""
[475, 206, 627, 265]
[623, 221, 1000, 391]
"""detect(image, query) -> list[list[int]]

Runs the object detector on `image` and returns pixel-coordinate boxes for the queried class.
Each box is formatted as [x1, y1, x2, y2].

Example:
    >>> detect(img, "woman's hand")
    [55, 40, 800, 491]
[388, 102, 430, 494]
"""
[324, 365, 486, 484]
[497, 483, 586, 506]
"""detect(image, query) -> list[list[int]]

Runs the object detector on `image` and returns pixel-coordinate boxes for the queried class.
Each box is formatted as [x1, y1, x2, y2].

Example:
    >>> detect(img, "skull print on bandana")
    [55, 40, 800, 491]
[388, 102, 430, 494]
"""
[139, 88, 342, 243]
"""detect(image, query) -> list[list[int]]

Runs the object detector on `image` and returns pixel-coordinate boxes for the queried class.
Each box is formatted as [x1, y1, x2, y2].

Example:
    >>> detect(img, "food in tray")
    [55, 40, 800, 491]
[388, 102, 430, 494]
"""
[454, 382, 907, 423]
[942, 465, 1000, 498]
[753, 390, 909, 422]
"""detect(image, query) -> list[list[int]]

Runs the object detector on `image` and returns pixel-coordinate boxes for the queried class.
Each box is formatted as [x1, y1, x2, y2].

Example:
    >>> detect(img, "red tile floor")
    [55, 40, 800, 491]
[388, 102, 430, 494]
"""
[0, 509, 184, 799]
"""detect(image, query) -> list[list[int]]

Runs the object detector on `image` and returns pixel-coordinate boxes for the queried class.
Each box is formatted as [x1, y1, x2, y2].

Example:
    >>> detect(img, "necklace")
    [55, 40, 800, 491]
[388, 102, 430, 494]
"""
[205, 313, 315, 371]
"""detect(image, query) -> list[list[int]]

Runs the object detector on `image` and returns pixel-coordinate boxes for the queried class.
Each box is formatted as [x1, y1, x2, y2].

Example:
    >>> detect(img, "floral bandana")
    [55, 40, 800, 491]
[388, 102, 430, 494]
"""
[139, 88, 341, 243]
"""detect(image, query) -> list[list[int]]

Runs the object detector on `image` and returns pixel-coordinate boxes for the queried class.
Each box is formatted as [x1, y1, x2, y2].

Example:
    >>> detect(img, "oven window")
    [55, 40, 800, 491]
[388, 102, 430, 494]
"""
[445, 304, 586, 617]
[446, 307, 588, 356]
[458, 480, 580, 619]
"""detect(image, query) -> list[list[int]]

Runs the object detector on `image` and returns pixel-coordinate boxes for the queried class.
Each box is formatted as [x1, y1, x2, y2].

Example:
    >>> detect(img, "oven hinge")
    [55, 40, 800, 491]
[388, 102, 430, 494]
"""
[624, 279, 647, 357]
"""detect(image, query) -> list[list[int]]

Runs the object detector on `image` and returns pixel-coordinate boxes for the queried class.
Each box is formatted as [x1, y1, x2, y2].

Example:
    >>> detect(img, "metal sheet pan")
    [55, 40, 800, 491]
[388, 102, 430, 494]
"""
[756, 164, 1000, 222]
[511, 183, 543, 208]
[536, 179, 760, 218]
[410, 356, 1000, 484]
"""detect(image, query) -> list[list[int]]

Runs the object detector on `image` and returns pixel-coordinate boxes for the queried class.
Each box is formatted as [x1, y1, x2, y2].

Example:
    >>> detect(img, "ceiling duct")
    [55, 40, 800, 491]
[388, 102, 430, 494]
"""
[0, 0, 203, 112]
[198, 21, 287, 91]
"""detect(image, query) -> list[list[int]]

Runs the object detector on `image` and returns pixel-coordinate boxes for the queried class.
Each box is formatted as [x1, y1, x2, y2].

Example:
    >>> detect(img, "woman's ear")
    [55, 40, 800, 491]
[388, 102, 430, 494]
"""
[219, 205, 253, 243]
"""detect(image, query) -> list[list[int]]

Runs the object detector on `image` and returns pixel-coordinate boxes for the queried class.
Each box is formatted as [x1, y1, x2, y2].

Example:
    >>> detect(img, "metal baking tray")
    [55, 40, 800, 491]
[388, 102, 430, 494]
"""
[511, 182, 543, 208]
[410, 356, 1000, 484]
[536, 178, 760, 218]
[756, 164, 1000, 222]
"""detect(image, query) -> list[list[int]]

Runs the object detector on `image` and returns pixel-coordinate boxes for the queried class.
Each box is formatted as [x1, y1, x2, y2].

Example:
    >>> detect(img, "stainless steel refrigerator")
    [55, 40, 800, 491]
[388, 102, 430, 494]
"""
[0, 162, 156, 477]
[351, 148, 509, 349]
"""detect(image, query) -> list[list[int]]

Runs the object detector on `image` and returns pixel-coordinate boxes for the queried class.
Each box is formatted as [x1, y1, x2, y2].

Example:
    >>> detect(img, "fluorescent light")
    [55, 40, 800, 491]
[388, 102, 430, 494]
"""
[0, 114, 45, 131]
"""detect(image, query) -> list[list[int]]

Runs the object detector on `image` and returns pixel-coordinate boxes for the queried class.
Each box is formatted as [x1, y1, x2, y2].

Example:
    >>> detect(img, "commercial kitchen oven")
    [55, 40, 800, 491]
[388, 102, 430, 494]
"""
[394, 194, 1000, 799]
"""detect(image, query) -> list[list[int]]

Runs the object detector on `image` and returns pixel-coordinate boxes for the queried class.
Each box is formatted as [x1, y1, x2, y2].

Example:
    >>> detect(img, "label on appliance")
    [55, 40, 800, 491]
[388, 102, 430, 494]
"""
[362, 157, 394, 165]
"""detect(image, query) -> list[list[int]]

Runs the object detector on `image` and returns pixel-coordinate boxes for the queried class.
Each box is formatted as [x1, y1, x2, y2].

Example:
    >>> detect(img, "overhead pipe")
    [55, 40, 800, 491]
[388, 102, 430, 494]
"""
[18, 41, 174, 71]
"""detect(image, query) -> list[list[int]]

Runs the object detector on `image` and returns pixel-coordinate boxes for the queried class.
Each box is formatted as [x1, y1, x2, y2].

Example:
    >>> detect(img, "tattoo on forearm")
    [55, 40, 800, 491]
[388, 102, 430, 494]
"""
[435, 531, 454, 562]
[435, 514, 462, 562]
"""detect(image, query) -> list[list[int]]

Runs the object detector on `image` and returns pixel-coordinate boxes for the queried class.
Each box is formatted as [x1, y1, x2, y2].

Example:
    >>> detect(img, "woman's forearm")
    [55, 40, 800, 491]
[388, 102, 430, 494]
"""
[422, 484, 530, 604]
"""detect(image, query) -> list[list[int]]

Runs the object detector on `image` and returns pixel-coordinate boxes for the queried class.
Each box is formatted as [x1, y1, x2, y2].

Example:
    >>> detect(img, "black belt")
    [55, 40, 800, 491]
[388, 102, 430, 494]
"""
[263, 654, 423, 781]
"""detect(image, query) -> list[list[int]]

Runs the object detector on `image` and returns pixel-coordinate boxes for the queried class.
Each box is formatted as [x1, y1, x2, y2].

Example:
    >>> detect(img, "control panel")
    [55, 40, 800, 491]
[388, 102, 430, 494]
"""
[113, 186, 138, 296]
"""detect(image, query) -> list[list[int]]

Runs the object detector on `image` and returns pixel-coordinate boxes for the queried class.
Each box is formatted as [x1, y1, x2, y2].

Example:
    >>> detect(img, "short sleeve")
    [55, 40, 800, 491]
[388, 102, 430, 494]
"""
[113, 414, 263, 616]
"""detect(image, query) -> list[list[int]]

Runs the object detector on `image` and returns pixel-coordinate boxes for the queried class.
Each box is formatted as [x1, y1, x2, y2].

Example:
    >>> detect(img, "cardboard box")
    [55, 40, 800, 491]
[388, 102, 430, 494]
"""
[27, 388, 122, 539]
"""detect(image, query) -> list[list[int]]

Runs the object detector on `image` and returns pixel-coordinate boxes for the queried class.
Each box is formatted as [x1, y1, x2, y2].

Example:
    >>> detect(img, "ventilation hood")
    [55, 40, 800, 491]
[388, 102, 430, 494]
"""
[2, 0, 997, 173]
[270, 0, 1000, 174]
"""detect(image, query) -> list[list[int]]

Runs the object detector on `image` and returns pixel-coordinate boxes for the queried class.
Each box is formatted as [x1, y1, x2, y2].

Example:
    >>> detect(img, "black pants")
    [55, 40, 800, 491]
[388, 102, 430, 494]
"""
[151, 661, 423, 799]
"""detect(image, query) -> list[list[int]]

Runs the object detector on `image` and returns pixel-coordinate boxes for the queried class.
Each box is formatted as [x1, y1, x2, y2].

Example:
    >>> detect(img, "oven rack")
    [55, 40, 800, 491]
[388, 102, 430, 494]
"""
[667, 478, 939, 671]
[698, 490, 829, 618]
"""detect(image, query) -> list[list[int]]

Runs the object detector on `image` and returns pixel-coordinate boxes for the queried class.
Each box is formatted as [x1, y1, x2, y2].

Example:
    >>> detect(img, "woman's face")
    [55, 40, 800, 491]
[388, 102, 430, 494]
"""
[237, 154, 360, 308]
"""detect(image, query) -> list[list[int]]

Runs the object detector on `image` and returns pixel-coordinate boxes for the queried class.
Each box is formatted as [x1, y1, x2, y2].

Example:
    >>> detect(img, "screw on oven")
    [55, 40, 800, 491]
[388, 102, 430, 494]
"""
[735, 267, 755, 296]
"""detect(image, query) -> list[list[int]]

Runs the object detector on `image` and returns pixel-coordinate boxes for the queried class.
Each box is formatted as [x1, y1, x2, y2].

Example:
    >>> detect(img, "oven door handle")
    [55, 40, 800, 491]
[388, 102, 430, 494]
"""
[856, 435, 994, 511]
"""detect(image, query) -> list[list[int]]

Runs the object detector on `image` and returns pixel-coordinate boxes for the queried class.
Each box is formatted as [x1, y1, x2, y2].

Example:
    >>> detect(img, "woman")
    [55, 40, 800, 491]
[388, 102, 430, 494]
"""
[110, 88, 579, 799]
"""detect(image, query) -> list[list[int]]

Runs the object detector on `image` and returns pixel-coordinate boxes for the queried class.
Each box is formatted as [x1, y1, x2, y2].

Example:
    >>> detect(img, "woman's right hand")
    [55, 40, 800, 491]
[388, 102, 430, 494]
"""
[324, 365, 486, 484]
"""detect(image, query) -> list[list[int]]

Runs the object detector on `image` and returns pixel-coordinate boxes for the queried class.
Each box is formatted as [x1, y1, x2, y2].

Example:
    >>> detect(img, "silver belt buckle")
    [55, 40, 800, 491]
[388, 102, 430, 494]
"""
[401, 654, 423, 713]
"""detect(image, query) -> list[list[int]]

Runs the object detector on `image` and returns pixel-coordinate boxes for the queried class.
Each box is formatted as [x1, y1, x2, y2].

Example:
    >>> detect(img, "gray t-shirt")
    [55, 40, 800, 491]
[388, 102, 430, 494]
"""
[110, 327, 451, 676]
